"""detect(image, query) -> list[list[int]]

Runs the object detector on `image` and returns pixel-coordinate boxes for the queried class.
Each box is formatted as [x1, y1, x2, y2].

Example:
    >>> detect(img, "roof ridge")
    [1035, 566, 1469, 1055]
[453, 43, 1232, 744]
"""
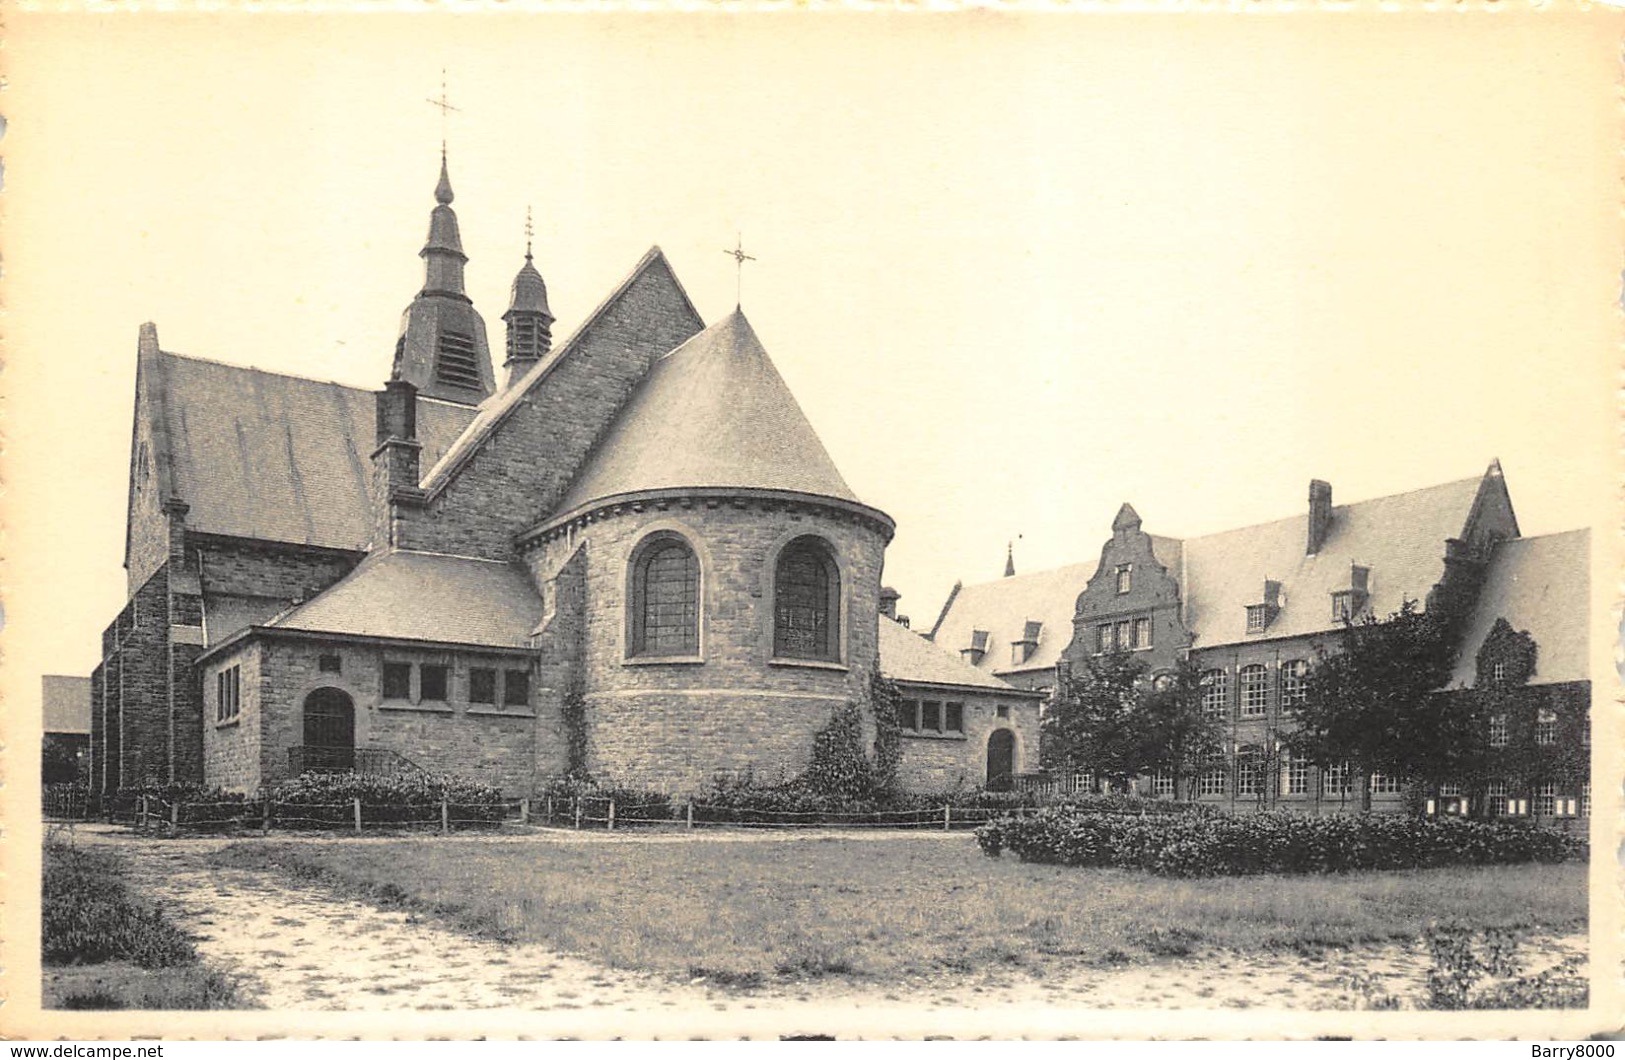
[954, 560, 1097, 593]
[390, 547, 525, 565]
[160, 350, 477, 414]
[420, 246, 703, 493]
[1174, 476, 1484, 544]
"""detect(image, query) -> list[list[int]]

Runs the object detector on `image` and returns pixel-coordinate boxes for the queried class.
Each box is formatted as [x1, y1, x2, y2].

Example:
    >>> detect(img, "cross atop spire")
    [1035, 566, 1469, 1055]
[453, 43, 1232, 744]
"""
[427, 68, 460, 154]
[723, 233, 756, 309]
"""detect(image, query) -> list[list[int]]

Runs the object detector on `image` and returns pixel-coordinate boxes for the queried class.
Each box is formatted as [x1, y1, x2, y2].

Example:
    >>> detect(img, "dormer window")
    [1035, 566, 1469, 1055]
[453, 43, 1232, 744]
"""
[1246, 605, 1270, 634]
[1331, 591, 1356, 622]
[1331, 566, 1371, 622]
[962, 629, 990, 666]
[1010, 620, 1042, 666]
[1116, 565, 1133, 594]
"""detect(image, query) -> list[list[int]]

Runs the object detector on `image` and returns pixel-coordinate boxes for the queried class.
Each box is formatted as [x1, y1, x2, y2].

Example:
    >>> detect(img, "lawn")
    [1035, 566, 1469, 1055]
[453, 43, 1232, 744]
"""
[210, 833, 1587, 985]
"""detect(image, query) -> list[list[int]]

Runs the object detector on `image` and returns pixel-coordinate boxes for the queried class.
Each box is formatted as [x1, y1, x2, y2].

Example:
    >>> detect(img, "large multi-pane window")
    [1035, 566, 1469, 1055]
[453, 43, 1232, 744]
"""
[1133, 617, 1152, 650]
[1239, 664, 1269, 717]
[1235, 756, 1265, 797]
[1283, 753, 1311, 796]
[1535, 709, 1558, 746]
[1151, 771, 1175, 798]
[631, 535, 701, 657]
[774, 538, 840, 661]
[1322, 762, 1350, 797]
[1201, 669, 1229, 719]
[1198, 766, 1228, 797]
[1369, 772, 1401, 795]
[1281, 659, 1309, 711]
[1486, 779, 1510, 816]
[1534, 781, 1559, 817]
[1489, 714, 1509, 748]
[1582, 782, 1591, 818]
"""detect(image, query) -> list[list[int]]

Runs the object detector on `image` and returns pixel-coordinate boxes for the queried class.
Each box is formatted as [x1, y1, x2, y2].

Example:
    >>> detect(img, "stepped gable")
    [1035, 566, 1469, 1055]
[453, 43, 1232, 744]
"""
[1448, 529, 1590, 688]
[156, 352, 476, 550]
[263, 549, 542, 649]
[554, 309, 859, 516]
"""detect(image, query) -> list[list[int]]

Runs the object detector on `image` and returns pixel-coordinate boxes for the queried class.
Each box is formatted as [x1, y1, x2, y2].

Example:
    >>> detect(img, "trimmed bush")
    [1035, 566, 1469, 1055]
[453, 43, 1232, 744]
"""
[535, 778, 675, 824]
[976, 808, 1585, 876]
[109, 784, 248, 826]
[270, 772, 505, 828]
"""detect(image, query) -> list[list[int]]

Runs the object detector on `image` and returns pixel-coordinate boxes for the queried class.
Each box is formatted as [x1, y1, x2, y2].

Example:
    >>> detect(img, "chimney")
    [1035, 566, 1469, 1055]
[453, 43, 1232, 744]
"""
[879, 586, 900, 621]
[1307, 479, 1333, 554]
[371, 379, 424, 549]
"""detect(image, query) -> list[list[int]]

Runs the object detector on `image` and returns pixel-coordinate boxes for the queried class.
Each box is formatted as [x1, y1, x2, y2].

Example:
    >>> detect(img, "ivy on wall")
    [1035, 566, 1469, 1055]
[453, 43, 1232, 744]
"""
[869, 666, 904, 797]
[561, 681, 589, 781]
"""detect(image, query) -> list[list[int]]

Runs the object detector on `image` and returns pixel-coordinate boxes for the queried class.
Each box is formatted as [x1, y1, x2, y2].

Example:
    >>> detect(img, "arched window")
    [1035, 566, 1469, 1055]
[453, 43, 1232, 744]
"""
[773, 537, 840, 661]
[630, 534, 700, 657]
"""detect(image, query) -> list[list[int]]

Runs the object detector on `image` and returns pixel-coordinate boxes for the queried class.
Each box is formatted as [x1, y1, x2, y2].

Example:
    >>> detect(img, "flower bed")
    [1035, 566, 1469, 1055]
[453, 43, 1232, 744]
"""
[976, 808, 1585, 875]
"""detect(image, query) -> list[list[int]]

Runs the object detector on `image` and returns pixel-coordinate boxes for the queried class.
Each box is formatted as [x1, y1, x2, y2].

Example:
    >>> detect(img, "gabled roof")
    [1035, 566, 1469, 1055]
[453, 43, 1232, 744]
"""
[928, 562, 1098, 678]
[878, 617, 1036, 694]
[158, 352, 475, 551]
[42, 675, 92, 734]
[421, 246, 703, 494]
[1180, 477, 1483, 646]
[266, 549, 542, 649]
[554, 310, 860, 513]
[1448, 529, 1590, 688]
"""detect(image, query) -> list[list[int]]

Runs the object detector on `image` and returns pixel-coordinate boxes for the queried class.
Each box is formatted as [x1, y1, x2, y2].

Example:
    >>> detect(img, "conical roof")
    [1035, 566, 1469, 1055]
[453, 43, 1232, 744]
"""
[555, 310, 859, 513]
[505, 256, 552, 319]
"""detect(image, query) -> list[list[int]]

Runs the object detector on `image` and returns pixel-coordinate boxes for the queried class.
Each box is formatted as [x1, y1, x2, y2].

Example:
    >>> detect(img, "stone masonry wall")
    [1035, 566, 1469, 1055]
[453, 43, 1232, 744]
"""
[95, 569, 174, 790]
[202, 642, 262, 793]
[398, 256, 705, 561]
[249, 638, 540, 794]
[894, 692, 1041, 793]
[525, 496, 888, 793]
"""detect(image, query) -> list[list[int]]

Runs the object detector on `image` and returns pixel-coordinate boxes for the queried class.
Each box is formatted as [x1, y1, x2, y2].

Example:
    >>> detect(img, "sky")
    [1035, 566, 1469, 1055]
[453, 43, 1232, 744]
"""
[3, 8, 1619, 688]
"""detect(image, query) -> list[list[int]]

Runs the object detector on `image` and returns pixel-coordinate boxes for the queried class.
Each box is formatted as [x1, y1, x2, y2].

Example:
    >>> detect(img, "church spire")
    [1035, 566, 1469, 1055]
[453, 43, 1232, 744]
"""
[502, 206, 555, 388]
[390, 152, 495, 404]
[1004, 541, 1016, 578]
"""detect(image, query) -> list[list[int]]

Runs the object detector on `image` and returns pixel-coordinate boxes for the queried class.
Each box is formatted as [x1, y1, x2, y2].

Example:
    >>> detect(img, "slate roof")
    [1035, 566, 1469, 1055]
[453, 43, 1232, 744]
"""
[1448, 530, 1590, 688]
[1179, 477, 1484, 647]
[878, 617, 1036, 694]
[159, 352, 475, 551]
[266, 549, 543, 649]
[422, 246, 702, 492]
[42, 675, 91, 734]
[928, 562, 1098, 679]
[554, 310, 860, 513]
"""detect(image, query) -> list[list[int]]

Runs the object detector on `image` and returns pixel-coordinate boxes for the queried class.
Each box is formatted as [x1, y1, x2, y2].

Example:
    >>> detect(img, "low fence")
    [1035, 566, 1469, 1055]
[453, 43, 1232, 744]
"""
[94, 792, 1033, 836]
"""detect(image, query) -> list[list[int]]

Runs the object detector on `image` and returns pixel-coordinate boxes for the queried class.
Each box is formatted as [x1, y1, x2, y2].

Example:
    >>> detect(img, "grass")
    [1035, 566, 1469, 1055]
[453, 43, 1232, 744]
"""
[210, 833, 1587, 986]
[42, 837, 256, 1010]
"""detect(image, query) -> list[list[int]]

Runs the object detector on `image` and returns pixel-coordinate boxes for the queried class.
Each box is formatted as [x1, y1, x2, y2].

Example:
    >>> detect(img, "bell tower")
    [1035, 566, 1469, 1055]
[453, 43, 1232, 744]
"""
[501, 208, 555, 388]
[390, 152, 496, 404]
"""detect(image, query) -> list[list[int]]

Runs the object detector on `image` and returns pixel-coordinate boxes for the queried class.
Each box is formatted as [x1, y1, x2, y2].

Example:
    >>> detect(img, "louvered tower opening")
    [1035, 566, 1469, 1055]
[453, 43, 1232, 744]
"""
[435, 330, 482, 389]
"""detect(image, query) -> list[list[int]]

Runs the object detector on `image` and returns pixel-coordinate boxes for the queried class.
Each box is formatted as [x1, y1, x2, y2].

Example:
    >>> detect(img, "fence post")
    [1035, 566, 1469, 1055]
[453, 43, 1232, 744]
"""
[686, 800, 694, 830]
[137, 794, 147, 832]
[574, 797, 582, 830]
[607, 798, 616, 831]
[441, 793, 450, 834]
[545, 795, 553, 824]
[943, 804, 951, 831]
[262, 794, 271, 836]
[353, 796, 363, 834]
[520, 797, 530, 826]
[169, 800, 180, 836]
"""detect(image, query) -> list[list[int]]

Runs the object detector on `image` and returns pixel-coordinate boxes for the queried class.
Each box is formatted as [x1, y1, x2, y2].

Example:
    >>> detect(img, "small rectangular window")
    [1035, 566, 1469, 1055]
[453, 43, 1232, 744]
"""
[921, 700, 942, 733]
[420, 664, 449, 702]
[996, 704, 1010, 719]
[1245, 605, 1269, 633]
[382, 661, 412, 700]
[216, 666, 241, 723]
[896, 701, 918, 732]
[503, 670, 530, 707]
[1096, 625, 1111, 653]
[469, 667, 497, 705]
[1331, 591, 1354, 622]
[944, 702, 964, 734]
[1114, 621, 1130, 652]
[318, 653, 342, 673]
[1116, 565, 1132, 594]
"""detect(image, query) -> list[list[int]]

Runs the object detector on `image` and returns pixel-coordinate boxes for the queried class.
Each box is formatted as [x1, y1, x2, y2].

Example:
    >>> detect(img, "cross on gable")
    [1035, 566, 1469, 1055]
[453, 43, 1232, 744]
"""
[426, 69, 461, 150]
[724, 234, 757, 308]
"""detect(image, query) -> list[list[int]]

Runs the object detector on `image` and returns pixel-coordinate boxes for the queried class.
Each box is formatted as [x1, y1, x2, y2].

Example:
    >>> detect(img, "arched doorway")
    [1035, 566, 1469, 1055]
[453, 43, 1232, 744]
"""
[302, 688, 355, 772]
[986, 729, 1016, 791]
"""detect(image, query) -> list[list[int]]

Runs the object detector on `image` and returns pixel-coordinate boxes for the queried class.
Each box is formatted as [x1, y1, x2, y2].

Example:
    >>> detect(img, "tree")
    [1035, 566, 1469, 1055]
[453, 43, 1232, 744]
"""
[1285, 600, 1458, 811]
[1042, 651, 1145, 790]
[1131, 659, 1222, 801]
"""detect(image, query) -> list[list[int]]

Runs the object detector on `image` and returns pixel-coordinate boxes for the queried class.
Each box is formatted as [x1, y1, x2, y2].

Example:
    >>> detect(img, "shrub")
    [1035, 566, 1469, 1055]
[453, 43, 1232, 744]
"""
[535, 778, 675, 824]
[270, 772, 505, 828]
[1423, 925, 1587, 1010]
[976, 808, 1585, 877]
[109, 783, 249, 826]
[42, 839, 196, 968]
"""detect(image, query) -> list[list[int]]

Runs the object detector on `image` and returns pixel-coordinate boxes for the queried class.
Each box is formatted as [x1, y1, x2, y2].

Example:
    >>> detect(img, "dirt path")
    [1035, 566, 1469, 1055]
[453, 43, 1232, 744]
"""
[84, 830, 1586, 1015]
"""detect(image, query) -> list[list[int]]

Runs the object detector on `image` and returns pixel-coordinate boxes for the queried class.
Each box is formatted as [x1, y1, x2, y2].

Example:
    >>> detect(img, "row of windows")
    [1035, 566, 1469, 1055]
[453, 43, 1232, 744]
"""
[382, 660, 530, 708]
[1484, 780, 1590, 818]
[897, 698, 966, 735]
[1488, 709, 1562, 747]
[1173, 759, 1389, 799]
[1199, 661, 1310, 719]
[1095, 617, 1152, 654]
[629, 533, 843, 663]
[215, 665, 242, 724]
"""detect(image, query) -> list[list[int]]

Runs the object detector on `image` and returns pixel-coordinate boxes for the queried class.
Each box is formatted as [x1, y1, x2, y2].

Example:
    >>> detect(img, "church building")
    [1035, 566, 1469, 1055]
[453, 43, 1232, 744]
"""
[90, 157, 1039, 798]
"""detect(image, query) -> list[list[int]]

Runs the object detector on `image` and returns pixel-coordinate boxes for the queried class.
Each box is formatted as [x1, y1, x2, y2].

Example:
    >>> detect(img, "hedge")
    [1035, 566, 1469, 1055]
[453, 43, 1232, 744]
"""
[269, 772, 505, 827]
[976, 808, 1585, 876]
